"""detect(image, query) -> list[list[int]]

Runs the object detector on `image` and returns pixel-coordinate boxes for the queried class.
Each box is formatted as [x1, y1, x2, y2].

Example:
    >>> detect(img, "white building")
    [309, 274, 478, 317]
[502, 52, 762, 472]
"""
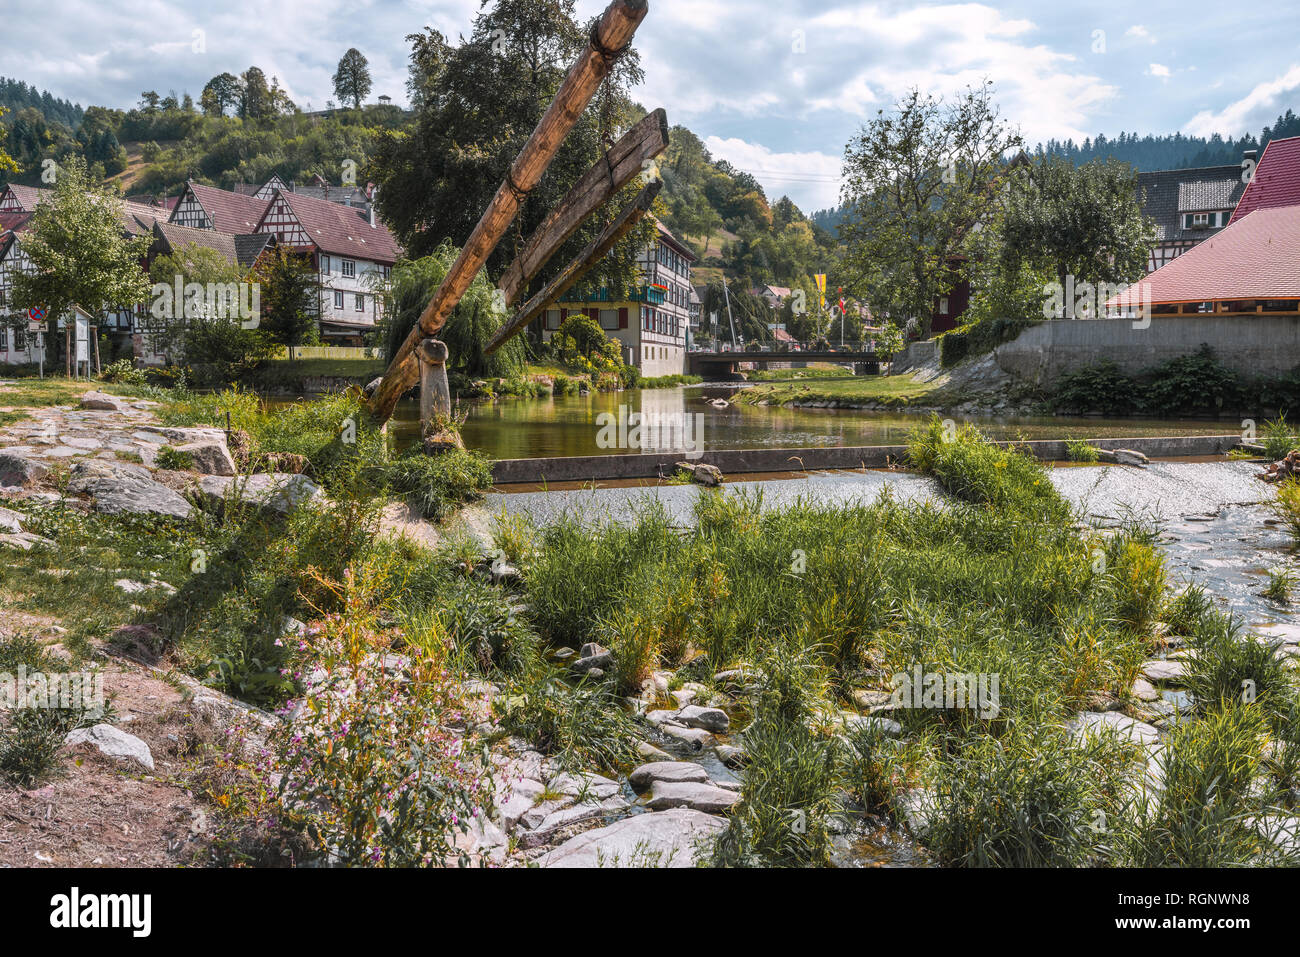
[542, 221, 696, 377]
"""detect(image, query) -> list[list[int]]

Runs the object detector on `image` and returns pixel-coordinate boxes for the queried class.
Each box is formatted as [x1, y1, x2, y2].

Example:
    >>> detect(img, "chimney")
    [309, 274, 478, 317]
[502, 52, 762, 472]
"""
[1244, 149, 1258, 163]
[369, 186, 378, 228]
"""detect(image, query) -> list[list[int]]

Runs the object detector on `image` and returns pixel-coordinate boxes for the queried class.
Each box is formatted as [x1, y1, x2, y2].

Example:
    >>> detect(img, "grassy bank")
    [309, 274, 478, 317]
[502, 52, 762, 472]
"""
[739, 372, 939, 408]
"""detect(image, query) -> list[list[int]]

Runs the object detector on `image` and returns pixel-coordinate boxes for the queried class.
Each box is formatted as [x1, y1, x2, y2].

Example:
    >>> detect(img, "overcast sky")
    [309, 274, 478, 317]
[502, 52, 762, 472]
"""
[4, 0, 1299, 211]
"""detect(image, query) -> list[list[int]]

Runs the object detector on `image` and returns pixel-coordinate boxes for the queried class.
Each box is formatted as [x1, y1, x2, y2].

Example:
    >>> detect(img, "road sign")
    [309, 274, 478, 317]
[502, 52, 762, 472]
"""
[28, 321, 47, 334]
[28, 305, 47, 323]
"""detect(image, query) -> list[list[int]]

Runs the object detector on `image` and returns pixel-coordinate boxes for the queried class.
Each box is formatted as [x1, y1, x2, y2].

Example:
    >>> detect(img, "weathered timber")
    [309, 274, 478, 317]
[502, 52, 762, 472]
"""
[485, 180, 661, 354]
[498, 108, 669, 306]
[368, 0, 650, 423]
[417, 338, 452, 427]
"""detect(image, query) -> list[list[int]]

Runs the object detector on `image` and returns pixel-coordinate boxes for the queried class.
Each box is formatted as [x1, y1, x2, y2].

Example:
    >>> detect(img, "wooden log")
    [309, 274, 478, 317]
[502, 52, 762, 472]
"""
[368, 0, 650, 423]
[498, 108, 669, 306]
[485, 180, 661, 354]
[417, 338, 451, 424]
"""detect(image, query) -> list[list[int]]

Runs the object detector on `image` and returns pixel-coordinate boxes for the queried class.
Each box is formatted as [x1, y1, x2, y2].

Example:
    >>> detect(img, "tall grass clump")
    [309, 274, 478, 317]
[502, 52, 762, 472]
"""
[1184, 614, 1292, 718]
[387, 448, 493, 522]
[493, 670, 641, 774]
[1271, 478, 1300, 545]
[908, 416, 1070, 522]
[711, 646, 841, 867]
[1262, 415, 1299, 461]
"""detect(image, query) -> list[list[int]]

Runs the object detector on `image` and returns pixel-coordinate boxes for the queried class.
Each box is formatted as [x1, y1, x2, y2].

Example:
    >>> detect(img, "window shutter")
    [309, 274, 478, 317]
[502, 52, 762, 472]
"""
[560, 308, 568, 322]
[618, 307, 628, 329]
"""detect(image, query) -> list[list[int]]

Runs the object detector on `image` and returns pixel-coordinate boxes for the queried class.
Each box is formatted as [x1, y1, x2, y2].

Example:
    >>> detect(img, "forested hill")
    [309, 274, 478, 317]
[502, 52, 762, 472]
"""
[1038, 108, 1300, 169]
[0, 76, 84, 129]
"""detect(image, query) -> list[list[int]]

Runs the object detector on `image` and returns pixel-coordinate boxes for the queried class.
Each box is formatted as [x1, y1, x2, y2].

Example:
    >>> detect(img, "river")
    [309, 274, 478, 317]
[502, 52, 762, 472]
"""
[374, 383, 1243, 459]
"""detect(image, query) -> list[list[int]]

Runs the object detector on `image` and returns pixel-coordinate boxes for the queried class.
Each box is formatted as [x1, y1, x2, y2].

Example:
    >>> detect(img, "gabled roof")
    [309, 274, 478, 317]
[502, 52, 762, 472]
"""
[654, 220, 696, 262]
[0, 184, 52, 212]
[1112, 204, 1300, 305]
[1136, 164, 1245, 243]
[176, 181, 270, 233]
[263, 188, 401, 264]
[0, 211, 32, 236]
[118, 200, 169, 238]
[1231, 136, 1300, 225]
[152, 221, 276, 272]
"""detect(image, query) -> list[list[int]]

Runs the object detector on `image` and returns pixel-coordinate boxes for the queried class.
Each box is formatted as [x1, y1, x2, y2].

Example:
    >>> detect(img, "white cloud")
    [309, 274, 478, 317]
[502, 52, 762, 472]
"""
[1185, 63, 1300, 137]
[1125, 25, 1156, 43]
[703, 136, 843, 211]
[1147, 63, 1171, 79]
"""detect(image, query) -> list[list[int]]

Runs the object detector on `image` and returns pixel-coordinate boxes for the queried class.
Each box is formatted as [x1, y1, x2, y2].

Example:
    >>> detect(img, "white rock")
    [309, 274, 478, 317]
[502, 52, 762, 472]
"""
[676, 705, 729, 733]
[644, 780, 740, 814]
[64, 724, 155, 771]
[537, 808, 726, 868]
[629, 761, 711, 792]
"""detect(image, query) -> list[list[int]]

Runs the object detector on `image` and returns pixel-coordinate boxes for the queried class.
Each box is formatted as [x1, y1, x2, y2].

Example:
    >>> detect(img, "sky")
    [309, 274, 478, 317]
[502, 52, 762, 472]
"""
[4, 0, 1300, 212]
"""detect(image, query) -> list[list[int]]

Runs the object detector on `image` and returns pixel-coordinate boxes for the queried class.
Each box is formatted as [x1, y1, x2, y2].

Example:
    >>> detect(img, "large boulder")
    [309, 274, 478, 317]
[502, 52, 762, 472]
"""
[0, 450, 49, 487]
[644, 780, 740, 813]
[170, 440, 237, 476]
[198, 473, 322, 515]
[64, 724, 155, 772]
[676, 705, 730, 733]
[537, 808, 726, 868]
[67, 460, 194, 520]
[629, 761, 711, 792]
[79, 391, 130, 413]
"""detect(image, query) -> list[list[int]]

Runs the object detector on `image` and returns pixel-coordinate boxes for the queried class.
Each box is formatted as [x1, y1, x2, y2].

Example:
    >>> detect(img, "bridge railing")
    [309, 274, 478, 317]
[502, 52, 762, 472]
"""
[689, 341, 882, 354]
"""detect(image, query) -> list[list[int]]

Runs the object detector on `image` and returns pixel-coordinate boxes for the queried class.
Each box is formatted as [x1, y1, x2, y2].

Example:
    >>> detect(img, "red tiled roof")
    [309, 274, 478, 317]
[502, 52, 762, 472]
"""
[1231, 136, 1300, 225]
[268, 189, 401, 264]
[0, 211, 32, 235]
[2, 184, 51, 211]
[1110, 204, 1300, 305]
[181, 181, 270, 233]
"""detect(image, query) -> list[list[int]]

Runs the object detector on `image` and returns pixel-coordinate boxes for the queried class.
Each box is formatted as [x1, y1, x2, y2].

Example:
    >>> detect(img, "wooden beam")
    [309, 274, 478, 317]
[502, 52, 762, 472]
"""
[485, 180, 661, 354]
[368, 0, 650, 423]
[498, 108, 669, 306]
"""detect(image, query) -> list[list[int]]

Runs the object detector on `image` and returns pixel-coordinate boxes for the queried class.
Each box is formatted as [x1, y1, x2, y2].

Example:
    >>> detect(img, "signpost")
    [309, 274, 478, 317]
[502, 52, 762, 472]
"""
[27, 306, 47, 378]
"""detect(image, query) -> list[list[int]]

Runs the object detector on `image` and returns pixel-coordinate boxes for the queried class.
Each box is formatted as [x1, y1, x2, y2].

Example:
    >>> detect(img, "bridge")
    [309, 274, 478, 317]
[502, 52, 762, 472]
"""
[686, 343, 882, 378]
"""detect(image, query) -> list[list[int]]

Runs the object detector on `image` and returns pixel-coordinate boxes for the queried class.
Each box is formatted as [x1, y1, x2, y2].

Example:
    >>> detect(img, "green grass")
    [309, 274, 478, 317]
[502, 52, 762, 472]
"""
[738, 372, 938, 408]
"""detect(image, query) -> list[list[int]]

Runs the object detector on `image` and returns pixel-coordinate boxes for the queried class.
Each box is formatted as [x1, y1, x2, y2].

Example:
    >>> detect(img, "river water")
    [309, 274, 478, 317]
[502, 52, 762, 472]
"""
[373, 384, 1243, 460]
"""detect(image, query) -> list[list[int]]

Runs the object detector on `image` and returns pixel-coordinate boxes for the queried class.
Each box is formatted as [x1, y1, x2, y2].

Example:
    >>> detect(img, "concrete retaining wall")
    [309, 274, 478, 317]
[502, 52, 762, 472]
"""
[994, 316, 1300, 386]
[892, 339, 937, 373]
[491, 434, 1243, 484]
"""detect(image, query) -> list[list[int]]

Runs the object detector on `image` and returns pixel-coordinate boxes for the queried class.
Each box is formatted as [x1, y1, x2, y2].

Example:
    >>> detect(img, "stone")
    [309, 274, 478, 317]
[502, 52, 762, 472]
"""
[852, 688, 895, 711]
[636, 740, 674, 762]
[676, 705, 729, 733]
[716, 744, 748, 768]
[548, 771, 621, 801]
[171, 440, 237, 476]
[79, 391, 130, 412]
[198, 473, 322, 515]
[1114, 449, 1149, 467]
[64, 724, 155, 771]
[67, 461, 194, 520]
[0, 450, 48, 487]
[517, 802, 610, 849]
[669, 688, 696, 709]
[1142, 659, 1188, 684]
[0, 531, 54, 551]
[0, 506, 23, 533]
[1066, 710, 1162, 748]
[675, 462, 723, 487]
[1131, 678, 1161, 702]
[894, 787, 938, 837]
[661, 725, 714, 751]
[839, 713, 904, 737]
[537, 808, 726, 868]
[572, 642, 613, 673]
[629, 761, 711, 792]
[644, 780, 741, 814]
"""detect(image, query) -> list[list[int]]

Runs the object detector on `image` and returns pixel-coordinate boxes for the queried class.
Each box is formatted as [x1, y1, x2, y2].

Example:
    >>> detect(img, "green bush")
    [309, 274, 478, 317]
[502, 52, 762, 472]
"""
[387, 448, 493, 522]
[1052, 360, 1144, 415]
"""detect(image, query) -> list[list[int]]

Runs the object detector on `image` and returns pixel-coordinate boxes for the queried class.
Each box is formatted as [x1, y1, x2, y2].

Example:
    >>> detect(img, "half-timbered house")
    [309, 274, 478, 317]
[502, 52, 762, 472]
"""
[253, 188, 401, 344]
[169, 180, 270, 233]
[1136, 162, 1248, 273]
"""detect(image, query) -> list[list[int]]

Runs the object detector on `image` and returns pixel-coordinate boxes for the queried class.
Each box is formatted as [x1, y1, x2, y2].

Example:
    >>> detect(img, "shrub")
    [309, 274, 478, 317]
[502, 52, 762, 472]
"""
[1272, 478, 1300, 545]
[908, 416, 1071, 522]
[1065, 438, 1100, 463]
[156, 445, 196, 471]
[98, 358, 148, 385]
[387, 448, 493, 522]
[273, 603, 496, 867]
[494, 670, 641, 773]
[1184, 615, 1291, 718]
[1142, 345, 1243, 416]
[1261, 415, 1299, 461]
[1052, 360, 1143, 415]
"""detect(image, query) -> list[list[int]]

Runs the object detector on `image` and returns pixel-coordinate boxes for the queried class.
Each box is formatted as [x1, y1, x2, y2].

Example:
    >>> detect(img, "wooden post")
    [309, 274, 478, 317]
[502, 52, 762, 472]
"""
[417, 337, 451, 425]
[367, 0, 650, 423]
[65, 325, 71, 378]
[91, 325, 101, 376]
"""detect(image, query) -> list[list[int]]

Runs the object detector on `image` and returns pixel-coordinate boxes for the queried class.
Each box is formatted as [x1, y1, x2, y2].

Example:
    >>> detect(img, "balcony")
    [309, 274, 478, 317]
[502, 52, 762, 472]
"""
[562, 284, 668, 305]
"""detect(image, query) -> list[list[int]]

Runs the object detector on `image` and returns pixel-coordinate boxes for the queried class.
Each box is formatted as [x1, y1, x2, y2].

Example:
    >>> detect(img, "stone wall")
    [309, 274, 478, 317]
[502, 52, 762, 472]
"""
[994, 316, 1300, 386]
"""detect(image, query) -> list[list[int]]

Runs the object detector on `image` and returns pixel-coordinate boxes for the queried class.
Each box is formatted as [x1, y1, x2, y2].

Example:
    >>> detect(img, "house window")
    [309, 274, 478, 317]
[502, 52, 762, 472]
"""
[355, 294, 365, 312]
[939, 297, 949, 315]
[342, 260, 356, 278]
[321, 255, 331, 274]
[545, 309, 560, 331]
[599, 309, 618, 331]
[1192, 213, 1210, 228]
[0, 327, 7, 351]
[14, 330, 24, 351]
[334, 291, 344, 309]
